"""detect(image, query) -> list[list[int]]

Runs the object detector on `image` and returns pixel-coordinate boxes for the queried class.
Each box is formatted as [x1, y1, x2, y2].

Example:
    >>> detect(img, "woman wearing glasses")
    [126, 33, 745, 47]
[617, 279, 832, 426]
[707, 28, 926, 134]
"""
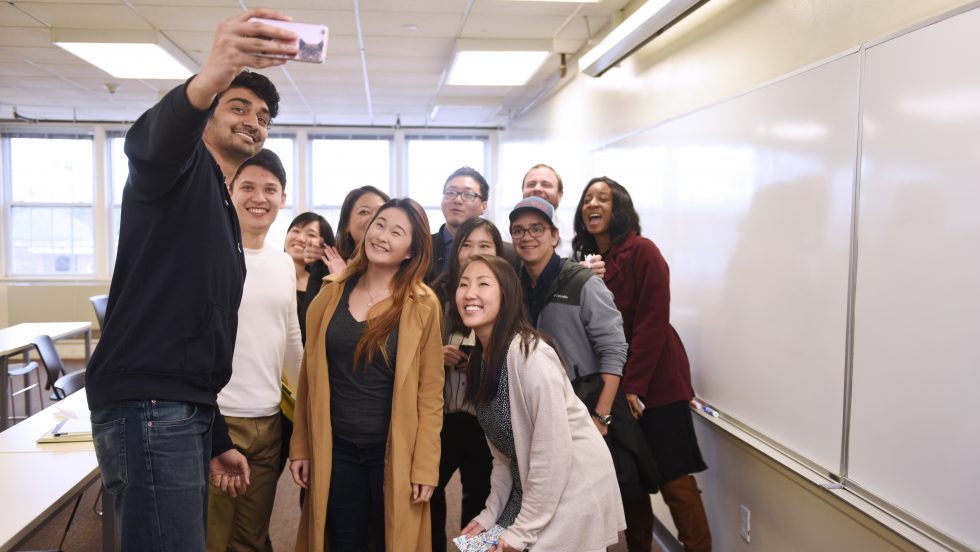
[290, 198, 444, 552]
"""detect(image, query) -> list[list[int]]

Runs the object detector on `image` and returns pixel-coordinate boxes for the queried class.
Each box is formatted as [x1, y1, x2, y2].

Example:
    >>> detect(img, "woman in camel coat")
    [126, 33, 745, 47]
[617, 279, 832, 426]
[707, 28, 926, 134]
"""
[290, 198, 444, 551]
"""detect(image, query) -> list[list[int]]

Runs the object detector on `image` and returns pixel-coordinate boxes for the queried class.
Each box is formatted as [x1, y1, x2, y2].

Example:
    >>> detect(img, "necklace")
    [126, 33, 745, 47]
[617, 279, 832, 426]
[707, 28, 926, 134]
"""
[363, 285, 390, 306]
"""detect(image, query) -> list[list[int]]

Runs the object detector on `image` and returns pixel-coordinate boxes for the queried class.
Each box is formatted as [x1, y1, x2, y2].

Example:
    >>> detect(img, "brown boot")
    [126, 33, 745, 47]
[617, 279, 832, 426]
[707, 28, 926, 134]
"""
[660, 475, 711, 552]
[622, 496, 654, 551]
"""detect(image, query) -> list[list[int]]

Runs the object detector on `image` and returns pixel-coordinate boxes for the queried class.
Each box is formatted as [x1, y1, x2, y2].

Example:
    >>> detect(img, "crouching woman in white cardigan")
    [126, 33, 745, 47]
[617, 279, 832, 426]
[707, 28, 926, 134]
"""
[451, 255, 625, 552]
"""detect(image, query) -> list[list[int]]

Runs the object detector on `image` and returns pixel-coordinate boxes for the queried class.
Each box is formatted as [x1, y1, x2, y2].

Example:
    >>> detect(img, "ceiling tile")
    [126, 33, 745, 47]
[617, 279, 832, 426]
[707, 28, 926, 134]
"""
[15, 3, 154, 30]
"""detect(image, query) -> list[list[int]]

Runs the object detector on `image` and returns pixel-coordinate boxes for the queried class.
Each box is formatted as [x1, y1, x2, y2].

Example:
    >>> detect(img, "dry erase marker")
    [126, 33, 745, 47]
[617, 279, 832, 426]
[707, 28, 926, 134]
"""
[52, 419, 68, 436]
[701, 405, 720, 418]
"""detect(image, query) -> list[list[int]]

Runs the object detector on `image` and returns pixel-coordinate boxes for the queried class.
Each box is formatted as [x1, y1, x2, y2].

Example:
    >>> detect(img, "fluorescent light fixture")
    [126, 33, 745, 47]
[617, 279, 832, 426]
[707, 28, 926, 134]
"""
[52, 29, 195, 80]
[579, 0, 703, 77]
[447, 39, 551, 86]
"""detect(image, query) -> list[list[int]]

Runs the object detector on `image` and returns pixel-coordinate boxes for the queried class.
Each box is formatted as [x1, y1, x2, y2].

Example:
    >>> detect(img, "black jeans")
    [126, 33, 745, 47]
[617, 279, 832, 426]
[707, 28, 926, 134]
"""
[327, 436, 386, 552]
[430, 412, 492, 552]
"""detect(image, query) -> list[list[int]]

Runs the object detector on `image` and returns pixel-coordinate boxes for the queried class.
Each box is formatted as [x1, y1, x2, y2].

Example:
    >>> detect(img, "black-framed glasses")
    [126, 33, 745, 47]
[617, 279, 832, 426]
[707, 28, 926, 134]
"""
[510, 224, 548, 239]
[443, 190, 483, 203]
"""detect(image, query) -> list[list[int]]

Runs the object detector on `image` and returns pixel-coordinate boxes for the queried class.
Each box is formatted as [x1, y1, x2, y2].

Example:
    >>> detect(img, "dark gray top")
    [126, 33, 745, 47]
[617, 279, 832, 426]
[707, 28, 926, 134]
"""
[327, 277, 397, 445]
[476, 358, 522, 527]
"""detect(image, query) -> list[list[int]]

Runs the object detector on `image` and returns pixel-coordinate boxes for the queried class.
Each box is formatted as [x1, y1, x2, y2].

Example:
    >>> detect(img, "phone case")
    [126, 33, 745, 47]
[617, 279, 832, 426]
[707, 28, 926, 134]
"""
[249, 17, 328, 64]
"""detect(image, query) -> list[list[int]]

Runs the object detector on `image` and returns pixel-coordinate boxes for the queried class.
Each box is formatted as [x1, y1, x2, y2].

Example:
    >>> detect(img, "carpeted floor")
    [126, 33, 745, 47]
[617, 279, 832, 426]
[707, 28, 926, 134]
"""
[9, 359, 643, 551]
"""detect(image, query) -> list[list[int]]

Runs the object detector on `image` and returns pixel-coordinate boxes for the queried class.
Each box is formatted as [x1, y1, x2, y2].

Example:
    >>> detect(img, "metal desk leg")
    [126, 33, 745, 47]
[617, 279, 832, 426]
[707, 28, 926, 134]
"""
[84, 328, 92, 363]
[101, 484, 119, 552]
[1, 355, 9, 430]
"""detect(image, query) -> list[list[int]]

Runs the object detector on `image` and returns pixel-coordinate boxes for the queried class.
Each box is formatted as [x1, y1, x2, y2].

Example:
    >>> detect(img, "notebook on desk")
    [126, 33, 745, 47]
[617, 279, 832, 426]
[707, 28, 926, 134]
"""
[36, 418, 93, 443]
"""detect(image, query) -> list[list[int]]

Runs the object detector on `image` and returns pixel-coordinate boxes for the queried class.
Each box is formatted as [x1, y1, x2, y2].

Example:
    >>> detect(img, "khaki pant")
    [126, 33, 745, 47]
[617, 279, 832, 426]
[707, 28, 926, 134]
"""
[206, 414, 282, 552]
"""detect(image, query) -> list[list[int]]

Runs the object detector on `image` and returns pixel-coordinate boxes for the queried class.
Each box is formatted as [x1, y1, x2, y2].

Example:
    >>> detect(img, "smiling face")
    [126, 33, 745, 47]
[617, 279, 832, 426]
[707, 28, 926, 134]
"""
[441, 176, 487, 232]
[456, 259, 502, 345]
[364, 206, 413, 268]
[203, 86, 270, 161]
[581, 180, 613, 238]
[457, 226, 499, 266]
[349, 192, 387, 247]
[285, 220, 321, 265]
[510, 211, 559, 272]
[230, 165, 286, 243]
[522, 166, 563, 208]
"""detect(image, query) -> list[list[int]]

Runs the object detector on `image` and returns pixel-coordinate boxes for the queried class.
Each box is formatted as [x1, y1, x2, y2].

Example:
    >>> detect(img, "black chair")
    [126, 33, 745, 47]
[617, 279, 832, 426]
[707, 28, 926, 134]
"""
[30, 334, 83, 401]
[53, 370, 85, 399]
[6, 357, 43, 421]
[89, 294, 108, 328]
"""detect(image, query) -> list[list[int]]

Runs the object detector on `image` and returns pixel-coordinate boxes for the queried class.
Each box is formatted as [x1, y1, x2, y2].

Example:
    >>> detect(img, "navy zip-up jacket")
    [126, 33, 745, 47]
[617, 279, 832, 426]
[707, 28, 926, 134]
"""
[85, 80, 245, 455]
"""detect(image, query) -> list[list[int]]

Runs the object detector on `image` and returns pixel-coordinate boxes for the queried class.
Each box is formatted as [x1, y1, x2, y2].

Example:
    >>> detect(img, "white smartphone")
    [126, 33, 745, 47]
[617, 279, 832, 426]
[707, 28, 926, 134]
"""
[249, 17, 328, 64]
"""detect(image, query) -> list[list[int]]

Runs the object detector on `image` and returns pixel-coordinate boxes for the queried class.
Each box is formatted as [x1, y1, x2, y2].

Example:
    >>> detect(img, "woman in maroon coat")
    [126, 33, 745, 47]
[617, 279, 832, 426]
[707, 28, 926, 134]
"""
[572, 177, 711, 552]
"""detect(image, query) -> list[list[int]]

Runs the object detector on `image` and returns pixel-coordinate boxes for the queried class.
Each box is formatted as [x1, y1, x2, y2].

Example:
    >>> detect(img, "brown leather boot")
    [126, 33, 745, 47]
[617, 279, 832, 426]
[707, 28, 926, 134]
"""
[660, 475, 712, 551]
[622, 496, 654, 551]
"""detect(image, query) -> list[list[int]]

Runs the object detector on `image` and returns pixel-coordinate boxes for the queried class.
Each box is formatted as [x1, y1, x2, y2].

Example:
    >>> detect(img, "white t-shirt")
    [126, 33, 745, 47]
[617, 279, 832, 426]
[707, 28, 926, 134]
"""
[217, 244, 303, 418]
[553, 211, 574, 258]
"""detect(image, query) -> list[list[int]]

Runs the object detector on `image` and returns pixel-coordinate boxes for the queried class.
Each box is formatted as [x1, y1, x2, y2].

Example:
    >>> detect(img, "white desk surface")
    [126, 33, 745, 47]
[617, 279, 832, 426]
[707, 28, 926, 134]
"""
[0, 390, 92, 454]
[0, 321, 92, 357]
[0, 451, 100, 551]
[0, 389, 101, 552]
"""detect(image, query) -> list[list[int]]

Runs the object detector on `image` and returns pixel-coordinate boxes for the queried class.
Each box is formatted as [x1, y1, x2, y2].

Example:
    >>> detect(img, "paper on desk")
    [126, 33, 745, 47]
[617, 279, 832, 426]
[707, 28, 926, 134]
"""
[52, 401, 91, 421]
[56, 417, 92, 434]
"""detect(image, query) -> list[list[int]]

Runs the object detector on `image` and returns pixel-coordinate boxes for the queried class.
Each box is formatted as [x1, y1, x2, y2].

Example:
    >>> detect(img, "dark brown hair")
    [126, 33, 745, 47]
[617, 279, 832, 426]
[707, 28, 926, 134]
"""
[336, 186, 391, 260]
[451, 255, 546, 404]
[432, 217, 504, 305]
[287, 211, 335, 247]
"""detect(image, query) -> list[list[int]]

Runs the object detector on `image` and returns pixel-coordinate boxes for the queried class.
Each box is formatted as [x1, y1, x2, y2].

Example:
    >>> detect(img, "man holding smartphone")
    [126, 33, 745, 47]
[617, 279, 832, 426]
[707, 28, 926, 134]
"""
[85, 9, 297, 551]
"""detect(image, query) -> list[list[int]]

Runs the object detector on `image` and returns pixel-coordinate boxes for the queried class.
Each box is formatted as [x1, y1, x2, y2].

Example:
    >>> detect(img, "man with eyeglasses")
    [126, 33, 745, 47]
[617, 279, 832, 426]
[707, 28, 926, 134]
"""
[509, 196, 627, 439]
[425, 166, 518, 283]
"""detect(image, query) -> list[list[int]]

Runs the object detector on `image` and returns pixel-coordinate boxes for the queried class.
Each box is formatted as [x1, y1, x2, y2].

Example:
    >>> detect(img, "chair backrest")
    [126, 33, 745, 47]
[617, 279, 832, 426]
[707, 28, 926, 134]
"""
[31, 334, 66, 390]
[53, 370, 85, 399]
[89, 294, 108, 328]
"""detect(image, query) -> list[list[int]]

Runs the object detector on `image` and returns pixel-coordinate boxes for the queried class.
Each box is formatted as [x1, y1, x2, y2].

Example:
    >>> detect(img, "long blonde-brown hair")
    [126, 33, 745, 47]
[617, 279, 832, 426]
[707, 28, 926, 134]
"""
[342, 198, 433, 368]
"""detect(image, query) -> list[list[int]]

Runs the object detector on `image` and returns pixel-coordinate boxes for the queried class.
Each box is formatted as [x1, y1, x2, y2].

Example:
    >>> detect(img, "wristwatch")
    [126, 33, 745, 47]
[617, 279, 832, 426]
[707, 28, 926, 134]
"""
[594, 412, 613, 426]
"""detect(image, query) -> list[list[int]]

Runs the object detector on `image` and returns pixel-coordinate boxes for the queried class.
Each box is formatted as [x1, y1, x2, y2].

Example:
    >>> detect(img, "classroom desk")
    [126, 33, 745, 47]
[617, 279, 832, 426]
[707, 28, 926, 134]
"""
[0, 389, 117, 552]
[0, 321, 93, 430]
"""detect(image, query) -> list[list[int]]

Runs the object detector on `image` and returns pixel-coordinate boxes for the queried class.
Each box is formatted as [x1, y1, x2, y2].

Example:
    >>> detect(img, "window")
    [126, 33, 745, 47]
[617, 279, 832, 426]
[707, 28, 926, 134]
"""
[406, 135, 487, 228]
[108, 135, 126, 262]
[310, 136, 391, 233]
[262, 135, 296, 248]
[6, 135, 95, 275]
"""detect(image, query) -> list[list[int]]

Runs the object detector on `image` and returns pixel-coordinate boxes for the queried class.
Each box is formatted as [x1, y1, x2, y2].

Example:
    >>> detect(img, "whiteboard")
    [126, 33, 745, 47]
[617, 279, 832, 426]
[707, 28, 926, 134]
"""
[594, 53, 860, 473]
[849, 7, 980, 549]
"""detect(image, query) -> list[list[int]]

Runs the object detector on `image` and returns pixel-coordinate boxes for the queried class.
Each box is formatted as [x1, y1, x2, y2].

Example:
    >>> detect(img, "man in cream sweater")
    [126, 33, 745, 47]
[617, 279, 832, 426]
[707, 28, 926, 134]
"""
[207, 148, 303, 551]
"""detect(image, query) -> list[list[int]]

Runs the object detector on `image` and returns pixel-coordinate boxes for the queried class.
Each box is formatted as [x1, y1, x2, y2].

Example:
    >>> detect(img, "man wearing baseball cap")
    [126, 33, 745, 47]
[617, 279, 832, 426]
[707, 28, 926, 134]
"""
[508, 196, 627, 437]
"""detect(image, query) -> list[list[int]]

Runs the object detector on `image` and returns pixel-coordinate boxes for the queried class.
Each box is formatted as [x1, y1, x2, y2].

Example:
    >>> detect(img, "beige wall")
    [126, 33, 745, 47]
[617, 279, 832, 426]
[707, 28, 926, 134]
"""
[498, 0, 973, 550]
[2, 280, 109, 357]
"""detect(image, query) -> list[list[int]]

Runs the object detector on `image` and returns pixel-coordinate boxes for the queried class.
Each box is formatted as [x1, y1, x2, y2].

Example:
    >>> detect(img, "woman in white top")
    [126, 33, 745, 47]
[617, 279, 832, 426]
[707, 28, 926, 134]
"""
[453, 255, 625, 552]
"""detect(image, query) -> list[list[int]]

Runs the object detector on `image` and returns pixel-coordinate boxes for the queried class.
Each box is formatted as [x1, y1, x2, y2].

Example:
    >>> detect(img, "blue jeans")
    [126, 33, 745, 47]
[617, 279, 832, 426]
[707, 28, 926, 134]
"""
[91, 400, 214, 552]
[327, 437, 386, 552]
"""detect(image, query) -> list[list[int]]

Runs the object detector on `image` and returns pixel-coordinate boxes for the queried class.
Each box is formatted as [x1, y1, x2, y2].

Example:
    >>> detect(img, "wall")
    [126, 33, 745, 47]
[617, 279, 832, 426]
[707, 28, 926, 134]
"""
[498, 0, 973, 550]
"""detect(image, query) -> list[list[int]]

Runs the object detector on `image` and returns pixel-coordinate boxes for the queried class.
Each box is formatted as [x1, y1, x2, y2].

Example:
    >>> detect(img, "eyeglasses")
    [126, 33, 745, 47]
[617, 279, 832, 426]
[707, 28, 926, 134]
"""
[443, 190, 483, 203]
[510, 224, 549, 239]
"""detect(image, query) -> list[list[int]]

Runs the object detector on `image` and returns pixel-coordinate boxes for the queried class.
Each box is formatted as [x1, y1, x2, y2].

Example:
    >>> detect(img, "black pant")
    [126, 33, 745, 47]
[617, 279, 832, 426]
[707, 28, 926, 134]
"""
[430, 412, 492, 552]
[328, 437, 386, 552]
